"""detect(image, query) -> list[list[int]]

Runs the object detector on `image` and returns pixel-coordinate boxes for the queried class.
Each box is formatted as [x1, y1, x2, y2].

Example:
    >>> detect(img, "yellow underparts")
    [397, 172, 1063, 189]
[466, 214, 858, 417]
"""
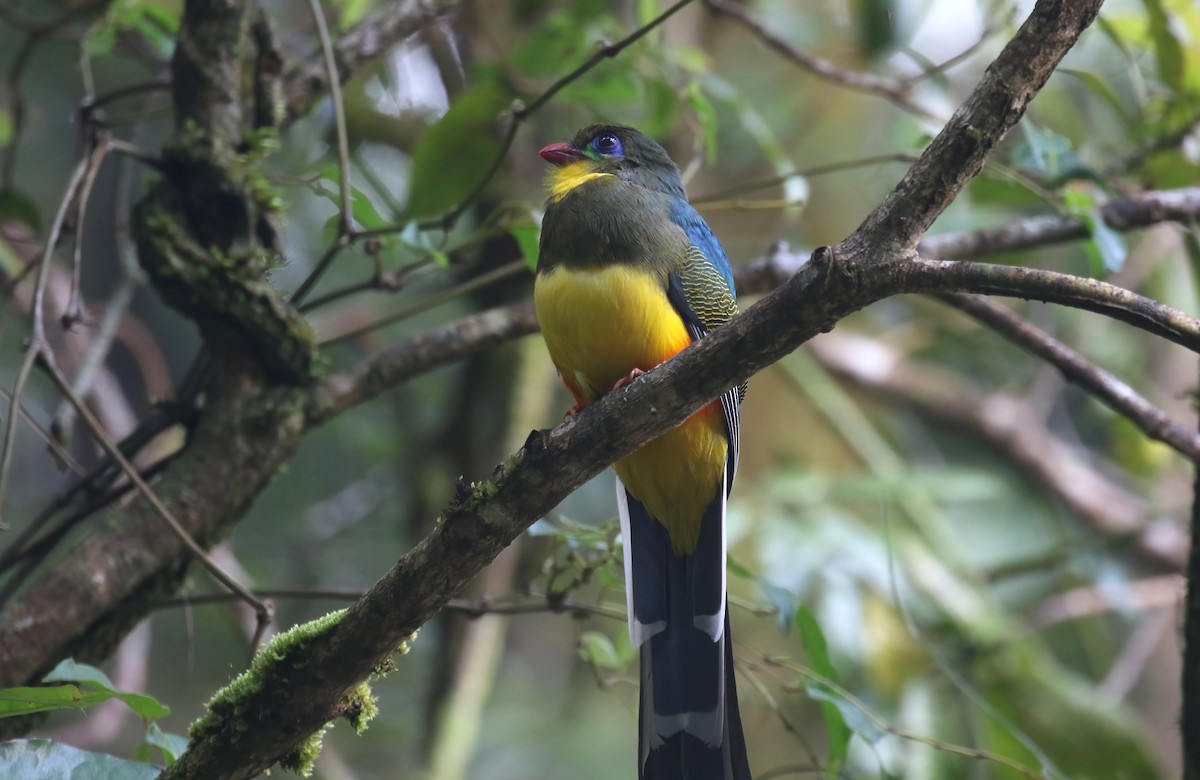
[546, 161, 614, 203]
[535, 264, 727, 553]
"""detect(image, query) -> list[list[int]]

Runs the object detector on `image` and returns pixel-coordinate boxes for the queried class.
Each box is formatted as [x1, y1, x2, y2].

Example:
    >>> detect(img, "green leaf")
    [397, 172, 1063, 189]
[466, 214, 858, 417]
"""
[796, 604, 854, 763]
[639, 77, 679, 138]
[794, 607, 840, 682]
[84, 22, 117, 59]
[511, 223, 540, 272]
[967, 172, 1043, 208]
[511, 15, 588, 78]
[578, 630, 621, 670]
[0, 109, 12, 147]
[1059, 68, 1134, 126]
[852, 0, 897, 59]
[0, 685, 113, 719]
[1063, 187, 1127, 274]
[635, 0, 659, 27]
[0, 188, 42, 232]
[131, 3, 178, 59]
[42, 659, 170, 721]
[795, 607, 853, 766]
[1087, 209, 1127, 273]
[1142, 0, 1185, 90]
[758, 579, 796, 632]
[594, 562, 623, 591]
[337, 0, 373, 28]
[312, 171, 392, 232]
[805, 681, 887, 745]
[405, 80, 511, 219]
[142, 722, 189, 765]
[558, 67, 642, 106]
[1014, 122, 1090, 182]
[0, 739, 160, 779]
[725, 555, 754, 579]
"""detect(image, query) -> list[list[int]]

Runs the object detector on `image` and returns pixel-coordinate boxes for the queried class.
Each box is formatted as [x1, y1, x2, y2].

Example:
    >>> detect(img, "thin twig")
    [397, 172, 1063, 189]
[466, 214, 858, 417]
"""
[35, 351, 275, 651]
[62, 135, 112, 330]
[0, 0, 111, 192]
[0, 455, 175, 603]
[107, 138, 163, 170]
[298, 256, 436, 312]
[290, 0, 696, 305]
[941, 293, 1200, 461]
[52, 132, 148, 441]
[760, 654, 1047, 778]
[82, 78, 171, 115]
[320, 260, 526, 345]
[910, 14, 1006, 83]
[0, 156, 91, 528]
[305, 0, 352, 235]
[0, 384, 86, 476]
[155, 588, 626, 621]
[287, 0, 355, 307]
[520, 0, 694, 119]
[690, 153, 919, 205]
[1028, 574, 1182, 628]
[808, 332, 1187, 570]
[704, 0, 939, 121]
[0, 408, 180, 577]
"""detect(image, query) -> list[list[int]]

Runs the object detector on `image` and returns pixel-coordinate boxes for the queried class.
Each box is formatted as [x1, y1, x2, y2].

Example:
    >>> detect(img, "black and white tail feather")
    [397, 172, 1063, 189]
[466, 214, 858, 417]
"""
[618, 315, 750, 779]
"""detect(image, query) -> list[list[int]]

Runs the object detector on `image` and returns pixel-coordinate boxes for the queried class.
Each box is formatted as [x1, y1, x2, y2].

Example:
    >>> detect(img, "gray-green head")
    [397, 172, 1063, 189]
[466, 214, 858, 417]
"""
[538, 124, 686, 198]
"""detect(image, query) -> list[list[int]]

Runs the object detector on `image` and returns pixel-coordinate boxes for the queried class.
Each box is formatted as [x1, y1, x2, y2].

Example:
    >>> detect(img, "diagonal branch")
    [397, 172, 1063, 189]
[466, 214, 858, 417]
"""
[159, 1, 1106, 776]
[703, 0, 938, 120]
[808, 332, 1186, 570]
[939, 293, 1200, 460]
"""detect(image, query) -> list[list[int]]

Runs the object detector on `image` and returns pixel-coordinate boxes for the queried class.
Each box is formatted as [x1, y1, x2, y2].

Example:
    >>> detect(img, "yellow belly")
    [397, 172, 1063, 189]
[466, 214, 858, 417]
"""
[534, 264, 727, 552]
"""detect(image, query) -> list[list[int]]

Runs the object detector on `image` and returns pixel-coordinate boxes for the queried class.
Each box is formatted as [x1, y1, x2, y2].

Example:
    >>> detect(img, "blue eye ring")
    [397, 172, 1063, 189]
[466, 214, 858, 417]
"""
[592, 132, 623, 156]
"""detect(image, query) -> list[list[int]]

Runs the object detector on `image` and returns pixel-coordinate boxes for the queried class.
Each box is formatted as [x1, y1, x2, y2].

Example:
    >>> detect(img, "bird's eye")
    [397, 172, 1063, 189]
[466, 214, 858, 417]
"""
[592, 132, 623, 156]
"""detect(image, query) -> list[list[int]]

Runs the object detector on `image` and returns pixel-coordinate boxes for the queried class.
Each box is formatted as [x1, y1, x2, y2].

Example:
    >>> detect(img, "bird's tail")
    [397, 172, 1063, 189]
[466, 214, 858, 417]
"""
[618, 478, 751, 780]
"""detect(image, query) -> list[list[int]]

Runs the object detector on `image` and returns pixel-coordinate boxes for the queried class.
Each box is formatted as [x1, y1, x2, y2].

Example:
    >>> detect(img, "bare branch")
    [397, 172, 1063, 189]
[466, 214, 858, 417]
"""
[920, 187, 1200, 260]
[158, 3, 1106, 775]
[847, 0, 1103, 257]
[704, 0, 939, 120]
[0, 154, 91, 528]
[941, 293, 1200, 461]
[34, 350, 274, 650]
[808, 333, 1187, 570]
[313, 186, 1200, 426]
[1028, 574, 1182, 628]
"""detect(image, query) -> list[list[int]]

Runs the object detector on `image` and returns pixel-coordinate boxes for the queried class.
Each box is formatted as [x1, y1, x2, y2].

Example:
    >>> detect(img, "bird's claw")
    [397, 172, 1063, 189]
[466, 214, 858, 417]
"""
[613, 368, 647, 391]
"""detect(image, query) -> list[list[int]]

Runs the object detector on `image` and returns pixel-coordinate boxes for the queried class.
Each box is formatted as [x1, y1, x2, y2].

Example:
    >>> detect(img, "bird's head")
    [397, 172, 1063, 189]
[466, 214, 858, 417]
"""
[539, 124, 684, 202]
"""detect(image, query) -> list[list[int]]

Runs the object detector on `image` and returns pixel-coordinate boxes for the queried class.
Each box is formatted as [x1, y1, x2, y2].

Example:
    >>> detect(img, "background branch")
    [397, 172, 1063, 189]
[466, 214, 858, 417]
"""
[157, 2, 1108, 774]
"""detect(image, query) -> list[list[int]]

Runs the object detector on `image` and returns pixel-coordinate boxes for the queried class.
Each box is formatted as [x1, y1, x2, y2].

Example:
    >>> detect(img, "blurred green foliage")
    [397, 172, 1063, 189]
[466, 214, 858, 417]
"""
[1, 0, 1198, 778]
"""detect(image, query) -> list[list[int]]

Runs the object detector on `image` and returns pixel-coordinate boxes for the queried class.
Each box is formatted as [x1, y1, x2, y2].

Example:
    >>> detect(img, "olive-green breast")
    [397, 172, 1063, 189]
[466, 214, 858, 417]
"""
[538, 176, 689, 277]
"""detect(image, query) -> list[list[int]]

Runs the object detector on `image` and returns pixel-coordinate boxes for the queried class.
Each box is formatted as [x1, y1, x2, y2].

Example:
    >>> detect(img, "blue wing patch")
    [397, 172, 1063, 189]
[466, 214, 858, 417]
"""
[664, 196, 745, 485]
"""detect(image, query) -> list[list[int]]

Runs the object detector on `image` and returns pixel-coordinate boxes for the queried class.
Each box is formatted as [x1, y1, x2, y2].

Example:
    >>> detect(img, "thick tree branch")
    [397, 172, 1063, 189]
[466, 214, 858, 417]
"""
[160, 2, 1107, 776]
[846, 0, 1102, 258]
[315, 185, 1200, 424]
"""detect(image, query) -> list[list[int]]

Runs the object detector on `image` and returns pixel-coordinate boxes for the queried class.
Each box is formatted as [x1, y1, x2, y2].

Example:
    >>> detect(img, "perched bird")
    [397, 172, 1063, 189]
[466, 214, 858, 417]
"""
[534, 124, 750, 779]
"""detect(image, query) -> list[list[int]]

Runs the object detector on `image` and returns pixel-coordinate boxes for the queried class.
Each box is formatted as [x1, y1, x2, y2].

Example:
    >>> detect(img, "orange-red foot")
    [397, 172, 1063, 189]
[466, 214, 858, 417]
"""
[613, 368, 647, 391]
[564, 403, 585, 418]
